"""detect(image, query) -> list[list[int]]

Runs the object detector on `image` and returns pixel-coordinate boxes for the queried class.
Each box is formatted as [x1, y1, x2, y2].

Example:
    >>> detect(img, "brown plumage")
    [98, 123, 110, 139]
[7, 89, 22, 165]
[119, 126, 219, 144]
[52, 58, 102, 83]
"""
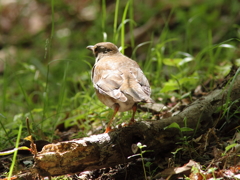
[87, 42, 153, 133]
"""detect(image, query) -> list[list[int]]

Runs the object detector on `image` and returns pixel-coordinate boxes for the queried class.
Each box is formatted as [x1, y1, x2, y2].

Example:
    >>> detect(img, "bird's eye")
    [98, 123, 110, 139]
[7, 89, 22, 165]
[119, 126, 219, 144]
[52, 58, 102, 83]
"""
[97, 46, 111, 54]
[104, 48, 112, 53]
[106, 48, 112, 52]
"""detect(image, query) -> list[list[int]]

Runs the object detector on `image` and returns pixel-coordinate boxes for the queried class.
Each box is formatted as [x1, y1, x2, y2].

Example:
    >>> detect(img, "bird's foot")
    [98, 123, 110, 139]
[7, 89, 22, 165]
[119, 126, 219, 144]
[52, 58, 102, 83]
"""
[104, 126, 112, 133]
[129, 118, 135, 125]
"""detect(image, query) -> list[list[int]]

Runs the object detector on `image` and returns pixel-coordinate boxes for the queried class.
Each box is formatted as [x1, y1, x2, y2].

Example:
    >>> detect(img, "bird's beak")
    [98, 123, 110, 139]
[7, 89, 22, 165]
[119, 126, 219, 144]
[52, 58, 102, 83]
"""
[86, 45, 94, 52]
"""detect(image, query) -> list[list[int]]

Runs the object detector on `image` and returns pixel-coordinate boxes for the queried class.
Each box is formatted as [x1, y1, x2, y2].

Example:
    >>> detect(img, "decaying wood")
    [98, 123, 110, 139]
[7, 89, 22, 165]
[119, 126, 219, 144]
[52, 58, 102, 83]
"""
[34, 68, 240, 177]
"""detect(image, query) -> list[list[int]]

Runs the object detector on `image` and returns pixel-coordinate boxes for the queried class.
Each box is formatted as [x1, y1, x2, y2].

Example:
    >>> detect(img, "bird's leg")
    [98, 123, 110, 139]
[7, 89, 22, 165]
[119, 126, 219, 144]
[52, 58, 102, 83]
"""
[129, 104, 137, 125]
[105, 104, 119, 133]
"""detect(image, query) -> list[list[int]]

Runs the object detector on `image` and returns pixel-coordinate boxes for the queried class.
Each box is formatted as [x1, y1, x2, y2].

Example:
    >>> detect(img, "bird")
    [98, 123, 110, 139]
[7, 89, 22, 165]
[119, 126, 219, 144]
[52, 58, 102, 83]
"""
[87, 42, 153, 133]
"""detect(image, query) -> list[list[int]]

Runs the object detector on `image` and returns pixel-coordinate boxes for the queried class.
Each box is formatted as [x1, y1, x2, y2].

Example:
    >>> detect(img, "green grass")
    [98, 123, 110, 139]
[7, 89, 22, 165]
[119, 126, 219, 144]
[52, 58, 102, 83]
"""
[7, 124, 22, 179]
[0, 0, 240, 178]
[0, 0, 239, 143]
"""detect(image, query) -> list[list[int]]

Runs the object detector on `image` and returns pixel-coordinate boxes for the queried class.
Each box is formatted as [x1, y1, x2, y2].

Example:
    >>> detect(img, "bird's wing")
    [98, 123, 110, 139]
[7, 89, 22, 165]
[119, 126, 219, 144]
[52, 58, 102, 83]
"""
[91, 56, 152, 103]
[120, 66, 152, 102]
[92, 66, 128, 102]
[130, 67, 151, 97]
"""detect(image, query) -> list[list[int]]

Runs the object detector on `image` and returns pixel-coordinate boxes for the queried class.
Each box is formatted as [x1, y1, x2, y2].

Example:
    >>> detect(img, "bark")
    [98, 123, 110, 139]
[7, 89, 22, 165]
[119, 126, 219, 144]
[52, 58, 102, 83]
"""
[33, 68, 240, 177]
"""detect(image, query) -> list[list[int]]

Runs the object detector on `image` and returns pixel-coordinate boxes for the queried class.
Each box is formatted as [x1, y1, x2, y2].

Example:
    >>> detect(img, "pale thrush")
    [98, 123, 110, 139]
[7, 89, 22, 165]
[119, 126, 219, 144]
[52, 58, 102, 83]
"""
[87, 42, 153, 133]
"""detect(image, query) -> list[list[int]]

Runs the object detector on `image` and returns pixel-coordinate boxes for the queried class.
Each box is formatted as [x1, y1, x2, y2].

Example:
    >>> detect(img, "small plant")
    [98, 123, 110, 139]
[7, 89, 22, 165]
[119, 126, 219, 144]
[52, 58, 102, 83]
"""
[222, 143, 238, 157]
[128, 142, 154, 180]
[207, 167, 223, 180]
[164, 121, 193, 139]
[164, 121, 196, 160]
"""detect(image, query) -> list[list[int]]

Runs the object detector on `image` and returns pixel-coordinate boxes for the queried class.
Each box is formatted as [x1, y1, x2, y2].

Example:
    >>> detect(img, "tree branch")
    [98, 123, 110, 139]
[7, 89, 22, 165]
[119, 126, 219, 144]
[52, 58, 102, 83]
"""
[33, 68, 240, 177]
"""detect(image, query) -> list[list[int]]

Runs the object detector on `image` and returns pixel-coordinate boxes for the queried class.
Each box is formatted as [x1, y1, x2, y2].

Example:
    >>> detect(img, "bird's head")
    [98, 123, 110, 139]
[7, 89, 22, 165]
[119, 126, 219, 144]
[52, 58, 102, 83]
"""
[87, 42, 119, 62]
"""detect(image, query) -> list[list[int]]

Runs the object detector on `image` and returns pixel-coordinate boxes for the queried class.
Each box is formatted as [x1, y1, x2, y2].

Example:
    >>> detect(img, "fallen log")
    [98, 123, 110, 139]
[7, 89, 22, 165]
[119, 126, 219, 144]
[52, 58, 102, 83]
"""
[33, 68, 240, 177]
